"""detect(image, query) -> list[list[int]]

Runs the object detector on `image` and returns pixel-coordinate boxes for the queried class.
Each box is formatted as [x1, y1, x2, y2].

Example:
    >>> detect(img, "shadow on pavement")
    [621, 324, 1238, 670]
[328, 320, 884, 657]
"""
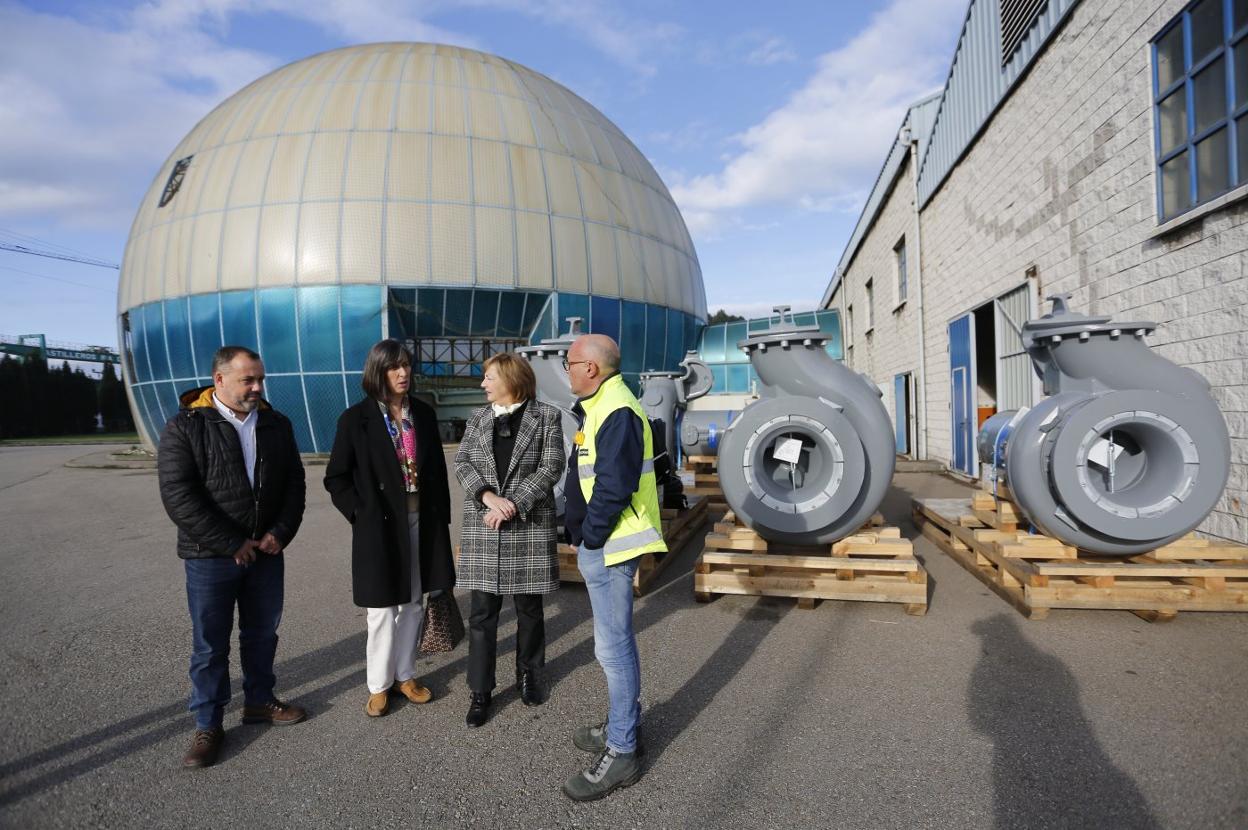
[968, 614, 1160, 829]
[643, 597, 779, 765]
[0, 630, 365, 806]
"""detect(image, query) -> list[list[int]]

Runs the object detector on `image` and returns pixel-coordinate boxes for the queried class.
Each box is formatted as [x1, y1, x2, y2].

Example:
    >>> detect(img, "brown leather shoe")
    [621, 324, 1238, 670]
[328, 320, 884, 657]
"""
[182, 727, 224, 768]
[366, 690, 390, 717]
[241, 699, 307, 726]
[394, 678, 433, 704]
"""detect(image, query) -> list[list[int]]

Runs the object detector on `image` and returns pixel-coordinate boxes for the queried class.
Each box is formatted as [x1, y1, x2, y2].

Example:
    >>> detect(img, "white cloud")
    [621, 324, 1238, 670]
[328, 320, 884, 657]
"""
[746, 36, 797, 66]
[707, 300, 821, 320]
[0, 0, 679, 232]
[669, 0, 965, 237]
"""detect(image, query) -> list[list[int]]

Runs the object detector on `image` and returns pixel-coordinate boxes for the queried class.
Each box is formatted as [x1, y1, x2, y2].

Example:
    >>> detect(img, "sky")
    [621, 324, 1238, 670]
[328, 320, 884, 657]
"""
[0, 0, 968, 354]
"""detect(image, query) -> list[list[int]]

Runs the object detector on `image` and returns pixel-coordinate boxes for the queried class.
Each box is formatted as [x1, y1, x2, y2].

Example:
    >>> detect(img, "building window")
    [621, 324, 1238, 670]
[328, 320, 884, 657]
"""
[1152, 0, 1248, 220]
[158, 156, 193, 208]
[864, 279, 874, 333]
[894, 237, 908, 304]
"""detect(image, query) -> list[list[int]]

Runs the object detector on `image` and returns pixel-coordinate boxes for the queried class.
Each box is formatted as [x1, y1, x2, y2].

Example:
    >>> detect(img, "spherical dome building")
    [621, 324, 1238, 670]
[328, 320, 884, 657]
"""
[118, 43, 706, 451]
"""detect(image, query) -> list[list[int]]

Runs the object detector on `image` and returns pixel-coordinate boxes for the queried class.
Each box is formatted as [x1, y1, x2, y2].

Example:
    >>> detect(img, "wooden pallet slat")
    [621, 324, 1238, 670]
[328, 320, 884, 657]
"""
[558, 495, 709, 596]
[693, 511, 927, 616]
[913, 496, 1248, 621]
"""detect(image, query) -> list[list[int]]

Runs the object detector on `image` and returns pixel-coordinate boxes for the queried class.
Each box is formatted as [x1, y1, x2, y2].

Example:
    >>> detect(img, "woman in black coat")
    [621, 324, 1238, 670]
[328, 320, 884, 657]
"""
[324, 339, 455, 718]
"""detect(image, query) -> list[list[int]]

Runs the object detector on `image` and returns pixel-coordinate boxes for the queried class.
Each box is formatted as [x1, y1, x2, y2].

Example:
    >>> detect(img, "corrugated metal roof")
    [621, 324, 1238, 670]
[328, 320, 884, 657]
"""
[916, 0, 1082, 206]
[820, 93, 941, 307]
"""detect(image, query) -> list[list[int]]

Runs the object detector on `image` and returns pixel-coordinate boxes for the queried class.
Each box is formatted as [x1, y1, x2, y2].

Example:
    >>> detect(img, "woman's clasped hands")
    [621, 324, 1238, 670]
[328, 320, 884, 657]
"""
[481, 491, 517, 530]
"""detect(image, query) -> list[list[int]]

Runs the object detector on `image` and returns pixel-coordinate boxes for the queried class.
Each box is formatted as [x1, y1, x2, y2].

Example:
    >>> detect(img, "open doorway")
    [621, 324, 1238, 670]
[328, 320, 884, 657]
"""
[973, 302, 998, 435]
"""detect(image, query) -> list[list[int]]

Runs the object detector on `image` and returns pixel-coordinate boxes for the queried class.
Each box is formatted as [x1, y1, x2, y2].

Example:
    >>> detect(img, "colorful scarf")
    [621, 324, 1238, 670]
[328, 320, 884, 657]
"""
[381, 401, 419, 493]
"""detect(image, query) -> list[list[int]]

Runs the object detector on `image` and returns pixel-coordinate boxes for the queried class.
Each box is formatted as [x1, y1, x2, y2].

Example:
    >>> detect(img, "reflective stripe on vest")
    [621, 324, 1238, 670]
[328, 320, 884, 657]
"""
[576, 374, 666, 566]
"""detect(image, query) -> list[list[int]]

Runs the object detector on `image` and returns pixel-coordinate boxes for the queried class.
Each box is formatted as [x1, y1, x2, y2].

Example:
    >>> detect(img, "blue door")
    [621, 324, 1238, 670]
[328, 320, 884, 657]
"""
[894, 373, 909, 455]
[948, 314, 974, 474]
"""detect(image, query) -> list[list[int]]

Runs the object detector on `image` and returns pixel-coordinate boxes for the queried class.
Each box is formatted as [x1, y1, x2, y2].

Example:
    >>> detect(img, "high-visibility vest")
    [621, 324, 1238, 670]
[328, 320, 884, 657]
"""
[575, 374, 666, 566]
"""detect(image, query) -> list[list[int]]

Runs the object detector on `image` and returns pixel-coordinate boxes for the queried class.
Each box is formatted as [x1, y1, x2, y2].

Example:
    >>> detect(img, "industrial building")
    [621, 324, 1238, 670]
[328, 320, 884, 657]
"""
[117, 43, 706, 451]
[824, 0, 1247, 543]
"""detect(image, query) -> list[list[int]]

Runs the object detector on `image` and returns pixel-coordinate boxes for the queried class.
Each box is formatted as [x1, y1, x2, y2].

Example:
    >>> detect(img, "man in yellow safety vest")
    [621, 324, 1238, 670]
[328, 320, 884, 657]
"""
[559, 333, 665, 801]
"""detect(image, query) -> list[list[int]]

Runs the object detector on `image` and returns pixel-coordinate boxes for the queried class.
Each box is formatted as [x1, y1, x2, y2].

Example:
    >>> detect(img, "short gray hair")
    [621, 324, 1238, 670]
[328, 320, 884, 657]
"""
[212, 346, 261, 374]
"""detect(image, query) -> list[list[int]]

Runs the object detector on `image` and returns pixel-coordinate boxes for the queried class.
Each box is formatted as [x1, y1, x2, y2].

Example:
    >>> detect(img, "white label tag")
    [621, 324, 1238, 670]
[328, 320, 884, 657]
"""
[678, 470, 696, 487]
[772, 437, 804, 464]
[1087, 437, 1125, 469]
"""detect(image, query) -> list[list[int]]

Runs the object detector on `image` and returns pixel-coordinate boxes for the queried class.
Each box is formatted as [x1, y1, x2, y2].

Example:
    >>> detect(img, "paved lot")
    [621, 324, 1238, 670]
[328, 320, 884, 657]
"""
[1, 444, 1246, 828]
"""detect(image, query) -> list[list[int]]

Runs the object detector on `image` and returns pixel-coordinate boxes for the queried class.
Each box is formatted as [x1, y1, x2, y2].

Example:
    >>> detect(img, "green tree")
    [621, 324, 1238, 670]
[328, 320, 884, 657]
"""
[707, 309, 745, 325]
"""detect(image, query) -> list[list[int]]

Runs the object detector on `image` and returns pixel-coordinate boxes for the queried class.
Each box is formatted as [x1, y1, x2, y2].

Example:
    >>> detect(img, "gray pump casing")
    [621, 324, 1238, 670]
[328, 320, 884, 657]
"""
[977, 296, 1230, 556]
[680, 410, 739, 458]
[639, 352, 713, 467]
[717, 307, 896, 545]
[515, 318, 583, 518]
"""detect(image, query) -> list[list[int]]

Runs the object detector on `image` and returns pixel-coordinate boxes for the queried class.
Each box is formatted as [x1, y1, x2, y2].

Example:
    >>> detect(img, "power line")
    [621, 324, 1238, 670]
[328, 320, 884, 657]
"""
[0, 243, 120, 270]
[0, 263, 115, 292]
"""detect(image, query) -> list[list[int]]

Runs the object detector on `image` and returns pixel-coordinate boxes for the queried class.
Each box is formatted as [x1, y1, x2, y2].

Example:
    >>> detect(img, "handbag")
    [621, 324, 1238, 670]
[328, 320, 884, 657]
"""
[419, 591, 465, 653]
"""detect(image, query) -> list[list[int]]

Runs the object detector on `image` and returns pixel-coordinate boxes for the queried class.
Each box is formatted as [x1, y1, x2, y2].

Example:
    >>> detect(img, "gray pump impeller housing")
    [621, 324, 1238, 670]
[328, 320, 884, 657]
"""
[977, 296, 1230, 556]
[717, 307, 896, 545]
[516, 318, 583, 519]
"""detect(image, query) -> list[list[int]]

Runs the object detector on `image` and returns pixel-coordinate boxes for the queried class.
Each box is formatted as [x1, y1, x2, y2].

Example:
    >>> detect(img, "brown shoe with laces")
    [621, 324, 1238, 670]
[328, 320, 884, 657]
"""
[241, 699, 307, 725]
[366, 690, 389, 717]
[394, 678, 433, 704]
[182, 727, 224, 768]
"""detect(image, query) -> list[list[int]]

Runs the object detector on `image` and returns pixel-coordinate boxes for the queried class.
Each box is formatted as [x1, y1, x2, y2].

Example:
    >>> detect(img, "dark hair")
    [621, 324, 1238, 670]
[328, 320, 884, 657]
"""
[361, 339, 412, 401]
[482, 352, 536, 401]
[211, 345, 261, 374]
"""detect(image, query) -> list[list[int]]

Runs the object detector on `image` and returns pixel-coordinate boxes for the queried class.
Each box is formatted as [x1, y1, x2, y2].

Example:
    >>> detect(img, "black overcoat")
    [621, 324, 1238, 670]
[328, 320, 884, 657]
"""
[323, 395, 455, 608]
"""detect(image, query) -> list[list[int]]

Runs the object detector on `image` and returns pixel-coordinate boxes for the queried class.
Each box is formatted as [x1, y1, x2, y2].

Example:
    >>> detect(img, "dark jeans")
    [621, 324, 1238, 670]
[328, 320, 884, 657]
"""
[467, 589, 545, 694]
[185, 554, 284, 729]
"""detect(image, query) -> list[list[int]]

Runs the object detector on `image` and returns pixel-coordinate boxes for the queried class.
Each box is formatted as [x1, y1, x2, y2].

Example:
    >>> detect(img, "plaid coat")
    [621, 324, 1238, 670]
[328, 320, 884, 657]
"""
[454, 399, 564, 594]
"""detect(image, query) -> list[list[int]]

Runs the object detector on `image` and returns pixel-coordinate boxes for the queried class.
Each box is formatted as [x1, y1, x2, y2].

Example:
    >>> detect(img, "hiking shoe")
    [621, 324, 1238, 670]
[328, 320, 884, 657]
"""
[394, 678, 433, 704]
[573, 722, 645, 756]
[562, 748, 642, 801]
[182, 727, 224, 768]
[365, 691, 389, 717]
[241, 699, 307, 725]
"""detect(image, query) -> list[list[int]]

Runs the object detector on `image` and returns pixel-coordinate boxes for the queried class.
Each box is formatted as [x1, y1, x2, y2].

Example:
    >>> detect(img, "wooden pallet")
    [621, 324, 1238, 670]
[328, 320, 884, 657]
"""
[681, 455, 728, 514]
[692, 511, 927, 615]
[913, 496, 1248, 622]
[558, 496, 709, 596]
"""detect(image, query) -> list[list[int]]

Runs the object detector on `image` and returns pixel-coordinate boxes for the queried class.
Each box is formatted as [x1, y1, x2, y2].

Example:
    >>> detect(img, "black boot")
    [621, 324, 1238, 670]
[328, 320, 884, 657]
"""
[466, 691, 491, 728]
[517, 669, 546, 707]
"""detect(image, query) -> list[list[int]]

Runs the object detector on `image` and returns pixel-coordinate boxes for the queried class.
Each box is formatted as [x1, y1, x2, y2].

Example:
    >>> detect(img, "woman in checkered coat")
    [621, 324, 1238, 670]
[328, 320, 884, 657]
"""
[454, 353, 564, 728]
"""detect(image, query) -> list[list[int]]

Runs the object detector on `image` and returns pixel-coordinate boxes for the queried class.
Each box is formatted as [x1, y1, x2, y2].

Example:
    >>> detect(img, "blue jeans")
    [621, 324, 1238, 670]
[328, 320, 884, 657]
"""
[185, 554, 284, 729]
[577, 545, 640, 754]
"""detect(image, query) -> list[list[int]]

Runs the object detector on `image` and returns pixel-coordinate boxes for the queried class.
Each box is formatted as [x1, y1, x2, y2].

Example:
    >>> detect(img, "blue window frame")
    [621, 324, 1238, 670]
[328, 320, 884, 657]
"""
[163, 298, 196, 380]
[189, 294, 221, 374]
[590, 295, 620, 343]
[258, 288, 300, 374]
[1152, 0, 1248, 220]
[341, 285, 381, 370]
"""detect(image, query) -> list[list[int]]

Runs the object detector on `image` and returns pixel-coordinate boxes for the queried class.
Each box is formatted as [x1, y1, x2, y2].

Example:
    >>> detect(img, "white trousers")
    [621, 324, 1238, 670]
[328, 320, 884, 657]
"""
[365, 513, 424, 694]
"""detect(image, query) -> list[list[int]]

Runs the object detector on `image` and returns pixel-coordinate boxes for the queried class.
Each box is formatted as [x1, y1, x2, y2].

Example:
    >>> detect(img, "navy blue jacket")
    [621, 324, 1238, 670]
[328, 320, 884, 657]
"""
[563, 377, 644, 550]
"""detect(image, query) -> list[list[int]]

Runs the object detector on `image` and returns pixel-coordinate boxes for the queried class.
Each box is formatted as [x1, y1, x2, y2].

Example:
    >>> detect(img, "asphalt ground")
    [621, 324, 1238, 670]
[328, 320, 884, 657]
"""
[0, 443, 1245, 829]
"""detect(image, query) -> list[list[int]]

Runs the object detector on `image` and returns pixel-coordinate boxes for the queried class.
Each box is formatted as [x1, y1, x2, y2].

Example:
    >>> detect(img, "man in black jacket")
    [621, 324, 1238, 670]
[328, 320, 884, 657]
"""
[158, 346, 307, 769]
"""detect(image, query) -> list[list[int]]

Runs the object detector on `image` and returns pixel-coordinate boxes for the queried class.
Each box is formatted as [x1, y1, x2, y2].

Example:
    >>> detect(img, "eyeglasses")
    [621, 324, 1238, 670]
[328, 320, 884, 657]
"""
[561, 358, 591, 372]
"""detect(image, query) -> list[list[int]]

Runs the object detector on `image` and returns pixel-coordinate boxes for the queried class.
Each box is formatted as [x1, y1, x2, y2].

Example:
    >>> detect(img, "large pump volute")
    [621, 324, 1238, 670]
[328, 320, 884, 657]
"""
[718, 307, 896, 545]
[516, 317, 583, 518]
[977, 295, 1230, 556]
[640, 352, 713, 507]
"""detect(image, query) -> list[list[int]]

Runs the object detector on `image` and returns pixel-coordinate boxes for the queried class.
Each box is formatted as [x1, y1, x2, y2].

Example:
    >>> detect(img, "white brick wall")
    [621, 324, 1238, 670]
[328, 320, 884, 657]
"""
[835, 0, 1248, 543]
